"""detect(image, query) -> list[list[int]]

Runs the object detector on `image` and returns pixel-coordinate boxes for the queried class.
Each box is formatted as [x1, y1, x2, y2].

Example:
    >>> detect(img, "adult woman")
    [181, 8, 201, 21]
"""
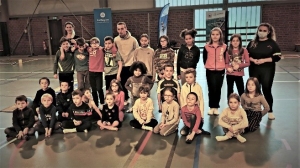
[64, 21, 80, 46]
[246, 23, 282, 120]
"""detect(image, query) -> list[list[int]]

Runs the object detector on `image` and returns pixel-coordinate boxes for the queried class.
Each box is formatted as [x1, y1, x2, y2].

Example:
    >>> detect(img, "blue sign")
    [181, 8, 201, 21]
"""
[94, 8, 113, 46]
[158, 3, 170, 39]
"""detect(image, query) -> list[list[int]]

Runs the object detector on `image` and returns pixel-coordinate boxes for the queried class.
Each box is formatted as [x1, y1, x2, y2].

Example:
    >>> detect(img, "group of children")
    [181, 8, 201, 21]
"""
[4, 27, 270, 144]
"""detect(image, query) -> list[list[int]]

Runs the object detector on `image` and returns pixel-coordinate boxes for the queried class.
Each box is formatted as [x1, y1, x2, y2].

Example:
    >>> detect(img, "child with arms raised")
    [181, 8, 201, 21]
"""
[130, 86, 158, 131]
[4, 95, 35, 141]
[241, 77, 270, 133]
[216, 93, 248, 143]
[154, 88, 179, 136]
[108, 79, 125, 122]
[97, 93, 119, 131]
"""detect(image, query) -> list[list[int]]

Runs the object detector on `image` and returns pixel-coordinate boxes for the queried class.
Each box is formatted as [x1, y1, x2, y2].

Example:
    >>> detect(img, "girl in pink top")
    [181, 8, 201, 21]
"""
[225, 34, 250, 98]
[108, 79, 125, 122]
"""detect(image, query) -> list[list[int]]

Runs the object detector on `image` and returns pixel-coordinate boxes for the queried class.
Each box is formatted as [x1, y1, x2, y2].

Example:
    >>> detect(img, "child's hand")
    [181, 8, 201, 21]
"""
[227, 67, 233, 73]
[47, 129, 52, 137]
[186, 132, 195, 141]
[233, 64, 239, 70]
[177, 75, 181, 80]
[70, 39, 76, 44]
[17, 131, 23, 139]
[229, 127, 234, 133]
[71, 45, 76, 52]
[36, 108, 40, 114]
[159, 123, 165, 129]
[45, 128, 49, 137]
[53, 74, 58, 79]
[117, 75, 121, 81]
[23, 128, 28, 135]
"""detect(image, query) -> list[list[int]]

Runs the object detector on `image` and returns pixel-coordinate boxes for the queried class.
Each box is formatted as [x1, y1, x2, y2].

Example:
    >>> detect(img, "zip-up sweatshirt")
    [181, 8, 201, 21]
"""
[180, 82, 204, 117]
[56, 91, 73, 114]
[114, 31, 139, 67]
[54, 49, 75, 74]
[177, 44, 200, 75]
[12, 107, 35, 132]
[39, 104, 57, 129]
[133, 46, 155, 77]
[203, 43, 227, 71]
[225, 48, 250, 76]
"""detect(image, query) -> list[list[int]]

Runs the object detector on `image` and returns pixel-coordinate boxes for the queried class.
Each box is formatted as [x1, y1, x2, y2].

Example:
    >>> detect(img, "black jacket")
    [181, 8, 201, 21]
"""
[56, 91, 73, 114]
[12, 107, 35, 132]
[177, 44, 200, 75]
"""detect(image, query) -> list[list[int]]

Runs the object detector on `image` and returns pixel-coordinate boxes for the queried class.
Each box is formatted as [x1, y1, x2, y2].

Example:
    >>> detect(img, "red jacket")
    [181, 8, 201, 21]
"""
[203, 43, 227, 71]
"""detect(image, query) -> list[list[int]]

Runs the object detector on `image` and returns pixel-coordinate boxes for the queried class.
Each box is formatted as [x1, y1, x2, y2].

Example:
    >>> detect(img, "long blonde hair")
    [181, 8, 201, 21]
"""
[249, 23, 277, 48]
[208, 27, 224, 45]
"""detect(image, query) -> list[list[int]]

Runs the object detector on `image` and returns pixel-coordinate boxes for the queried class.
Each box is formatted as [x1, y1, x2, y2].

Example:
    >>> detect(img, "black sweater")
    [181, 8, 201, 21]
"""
[12, 107, 35, 132]
[39, 104, 57, 129]
[56, 91, 73, 114]
[33, 87, 56, 107]
[177, 44, 200, 75]
[101, 104, 119, 122]
[68, 103, 91, 121]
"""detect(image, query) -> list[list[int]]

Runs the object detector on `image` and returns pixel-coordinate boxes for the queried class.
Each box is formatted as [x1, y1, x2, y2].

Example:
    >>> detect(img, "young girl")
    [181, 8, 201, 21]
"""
[180, 92, 203, 144]
[177, 28, 200, 85]
[125, 61, 154, 112]
[130, 86, 158, 131]
[108, 79, 125, 122]
[216, 93, 248, 143]
[82, 88, 102, 121]
[154, 35, 175, 80]
[203, 27, 227, 116]
[225, 34, 250, 98]
[97, 93, 119, 131]
[241, 77, 270, 133]
[154, 88, 179, 136]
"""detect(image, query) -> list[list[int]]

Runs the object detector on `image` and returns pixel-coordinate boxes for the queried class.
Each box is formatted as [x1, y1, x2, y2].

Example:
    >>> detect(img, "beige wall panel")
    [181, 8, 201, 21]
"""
[108, 0, 154, 10]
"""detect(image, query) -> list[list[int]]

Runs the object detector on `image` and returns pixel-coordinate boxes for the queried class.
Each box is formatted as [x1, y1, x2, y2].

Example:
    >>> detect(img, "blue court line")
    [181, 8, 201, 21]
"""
[193, 136, 201, 168]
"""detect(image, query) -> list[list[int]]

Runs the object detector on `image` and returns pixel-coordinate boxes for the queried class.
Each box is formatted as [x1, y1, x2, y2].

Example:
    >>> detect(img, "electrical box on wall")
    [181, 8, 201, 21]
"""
[48, 16, 59, 20]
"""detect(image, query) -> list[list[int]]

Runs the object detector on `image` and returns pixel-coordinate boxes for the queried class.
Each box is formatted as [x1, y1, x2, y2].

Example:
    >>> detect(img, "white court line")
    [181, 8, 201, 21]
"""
[273, 81, 300, 83]
[0, 72, 52, 74]
[0, 138, 17, 150]
[281, 139, 292, 151]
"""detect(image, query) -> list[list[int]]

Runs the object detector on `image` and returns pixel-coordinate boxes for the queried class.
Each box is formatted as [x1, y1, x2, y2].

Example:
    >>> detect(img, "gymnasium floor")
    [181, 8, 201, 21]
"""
[0, 53, 299, 168]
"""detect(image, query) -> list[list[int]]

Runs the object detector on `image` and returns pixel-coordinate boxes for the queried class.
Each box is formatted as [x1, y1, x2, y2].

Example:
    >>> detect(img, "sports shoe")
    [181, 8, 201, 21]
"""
[200, 129, 211, 135]
[213, 108, 219, 116]
[268, 113, 275, 120]
[236, 134, 246, 143]
[84, 129, 88, 133]
[208, 108, 214, 115]
[142, 125, 153, 131]
[63, 128, 77, 134]
[126, 107, 133, 113]
[215, 135, 229, 141]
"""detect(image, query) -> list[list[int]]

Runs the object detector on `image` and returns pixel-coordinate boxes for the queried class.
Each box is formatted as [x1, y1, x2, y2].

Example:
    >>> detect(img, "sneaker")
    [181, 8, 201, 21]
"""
[216, 136, 230, 141]
[63, 128, 77, 134]
[84, 129, 88, 133]
[213, 108, 219, 116]
[208, 108, 214, 115]
[268, 113, 275, 120]
[142, 125, 153, 131]
[126, 107, 133, 113]
[236, 135, 246, 143]
[200, 129, 211, 135]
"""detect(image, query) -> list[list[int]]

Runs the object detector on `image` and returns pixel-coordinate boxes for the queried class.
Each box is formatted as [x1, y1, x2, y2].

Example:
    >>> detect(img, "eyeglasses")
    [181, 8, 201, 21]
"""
[258, 30, 268, 32]
[164, 95, 173, 97]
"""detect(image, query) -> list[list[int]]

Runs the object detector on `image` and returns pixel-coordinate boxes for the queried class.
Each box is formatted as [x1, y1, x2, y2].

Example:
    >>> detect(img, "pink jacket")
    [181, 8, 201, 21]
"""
[225, 48, 250, 76]
[203, 44, 227, 71]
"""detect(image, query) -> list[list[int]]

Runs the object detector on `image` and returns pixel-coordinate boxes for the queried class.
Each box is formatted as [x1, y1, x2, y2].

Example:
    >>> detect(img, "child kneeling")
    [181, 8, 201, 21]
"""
[216, 93, 248, 143]
[130, 86, 158, 131]
[154, 88, 179, 136]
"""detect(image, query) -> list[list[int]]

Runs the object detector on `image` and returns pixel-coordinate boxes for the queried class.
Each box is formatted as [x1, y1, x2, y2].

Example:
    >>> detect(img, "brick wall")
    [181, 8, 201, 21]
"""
[262, 3, 300, 51]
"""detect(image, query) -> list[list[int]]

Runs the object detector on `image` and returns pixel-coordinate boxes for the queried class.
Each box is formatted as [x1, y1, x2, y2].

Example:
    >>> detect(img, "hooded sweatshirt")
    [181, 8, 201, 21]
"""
[134, 46, 155, 77]
[177, 44, 200, 75]
[114, 31, 139, 67]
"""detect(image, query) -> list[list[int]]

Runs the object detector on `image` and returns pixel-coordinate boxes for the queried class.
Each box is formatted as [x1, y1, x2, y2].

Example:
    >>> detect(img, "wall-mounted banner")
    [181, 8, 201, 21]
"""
[158, 3, 170, 39]
[94, 8, 112, 46]
[206, 10, 228, 44]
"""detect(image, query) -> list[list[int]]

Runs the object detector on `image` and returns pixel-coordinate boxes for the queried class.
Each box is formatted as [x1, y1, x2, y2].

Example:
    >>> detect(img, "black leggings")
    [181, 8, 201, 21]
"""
[249, 65, 275, 112]
[62, 120, 92, 132]
[244, 110, 262, 133]
[226, 75, 244, 98]
[120, 66, 132, 100]
[206, 69, 225, 108]
[89, 72, 104, 106]
[180, 114, 204, 136]
[4, 127, 35, 138]
[129, 119, 158, 129]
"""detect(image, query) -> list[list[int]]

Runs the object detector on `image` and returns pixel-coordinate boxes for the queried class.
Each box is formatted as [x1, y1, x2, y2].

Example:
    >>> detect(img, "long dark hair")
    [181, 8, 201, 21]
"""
[108, 79, 123, 93]
[250, 23, 276, 48]
[157, 35, 171, 49]
[64, 21, 75, 37]
[245, 77, 262, 97]
[180, 28, 197, 39]
[228, 34, 244, 56]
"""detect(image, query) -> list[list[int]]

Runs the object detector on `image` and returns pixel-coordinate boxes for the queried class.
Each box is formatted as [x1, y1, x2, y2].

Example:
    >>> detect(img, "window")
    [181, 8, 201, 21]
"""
[155, 0, 223, 7]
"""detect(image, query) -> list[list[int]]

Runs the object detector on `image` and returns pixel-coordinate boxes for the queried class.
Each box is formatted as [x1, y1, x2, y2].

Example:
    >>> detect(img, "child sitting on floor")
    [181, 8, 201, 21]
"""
[56, 81, 73, 122]
[108, 79, 125, 122]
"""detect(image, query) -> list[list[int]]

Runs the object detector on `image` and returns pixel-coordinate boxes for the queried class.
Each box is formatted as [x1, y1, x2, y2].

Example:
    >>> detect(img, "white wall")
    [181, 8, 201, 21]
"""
[7, 0, 100, 16]
[108, 0, 154, 10]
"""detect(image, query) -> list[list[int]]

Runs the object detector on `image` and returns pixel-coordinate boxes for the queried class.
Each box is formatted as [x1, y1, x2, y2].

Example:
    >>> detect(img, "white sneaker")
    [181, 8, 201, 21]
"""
[213, 108, 219, 115]
[208, 108, 214, 115]
[268, 113, 275, 120]
[142, 125, 153, 131]
[215, 135, 229, 141]
[84, 129, 88, 133]
[63, 128, 77, 134]
[236, 135, 246, 143]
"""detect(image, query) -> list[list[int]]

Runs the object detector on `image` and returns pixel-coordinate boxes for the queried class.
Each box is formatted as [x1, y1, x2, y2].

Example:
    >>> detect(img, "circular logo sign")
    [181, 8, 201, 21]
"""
[100, 12, 105, 18]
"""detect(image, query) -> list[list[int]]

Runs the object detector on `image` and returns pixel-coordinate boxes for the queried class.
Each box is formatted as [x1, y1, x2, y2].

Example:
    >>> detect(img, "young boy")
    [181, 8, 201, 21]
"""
[179, 69, 210, 135]
[157, 64, 181, 112]
[133, 34, 155, 81]
[54, 37, 75, 92]
[62, 89, 92, 133]
[56, 81, 73, 122]
[35, 94, 61, 137]
[104, 36, 122, 91]
[32, 77, 56, 117]
[4, 95, 35, 141]
[73, 37, 90, 90]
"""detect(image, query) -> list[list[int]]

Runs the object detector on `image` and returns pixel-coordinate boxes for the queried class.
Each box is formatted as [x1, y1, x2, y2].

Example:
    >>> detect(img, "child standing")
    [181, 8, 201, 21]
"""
[216, 93, 248, 143]
[4, 95, 35, 141]
[73, 37, 90, 90]
[54, 37, 75, 92]
[108, 79, 125, 122]
[225, 34, 250, 98]
[180, 69, 210, 135]
[104, 36, 123, 91]
[134, 34, 155, 81]
[35, 94, 62, 137]
[177, 28, 200, 85]
[241, 77, 270, 133]
[180, 92, 203, 144]
[62, 89, 92, 133]
[97, 93, 119, 131]
[56, 81, 73, 122]
[203, 27, 227, 115]
[154, 35, 175, 80]
[125, 61, 154, 112]
[157, 64, 181, 112]
[130, 86, 158, 131]
[154, 88, 179, 136]
[32, 77, 56, 116]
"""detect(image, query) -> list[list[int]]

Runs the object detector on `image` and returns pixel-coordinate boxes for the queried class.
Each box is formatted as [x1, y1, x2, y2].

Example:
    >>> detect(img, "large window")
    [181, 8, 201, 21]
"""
[155, 0, 222, 7]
